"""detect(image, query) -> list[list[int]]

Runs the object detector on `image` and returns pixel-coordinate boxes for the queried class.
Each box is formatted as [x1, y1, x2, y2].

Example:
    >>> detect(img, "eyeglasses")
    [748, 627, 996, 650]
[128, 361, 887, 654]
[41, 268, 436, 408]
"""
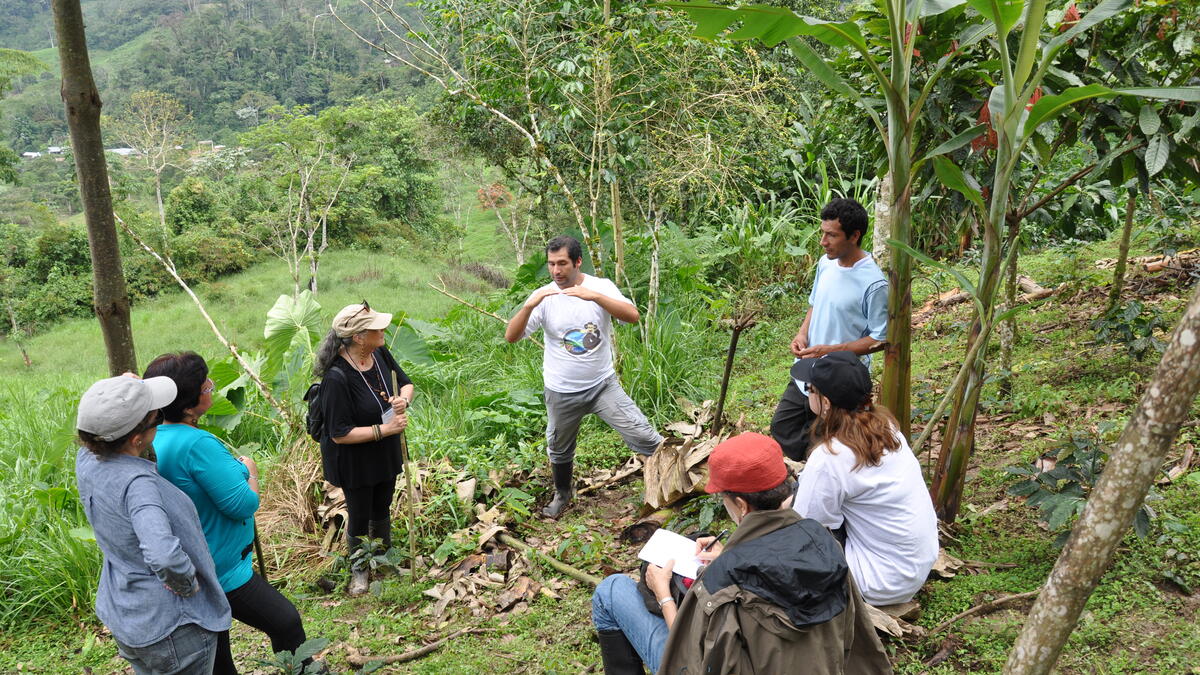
[351, 300, 371, 319]
[201, 379, 215, 395]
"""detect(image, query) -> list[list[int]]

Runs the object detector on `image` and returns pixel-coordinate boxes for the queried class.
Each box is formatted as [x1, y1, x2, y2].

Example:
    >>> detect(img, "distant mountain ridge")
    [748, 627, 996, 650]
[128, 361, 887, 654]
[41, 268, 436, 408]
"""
[1, 0, 424, 151]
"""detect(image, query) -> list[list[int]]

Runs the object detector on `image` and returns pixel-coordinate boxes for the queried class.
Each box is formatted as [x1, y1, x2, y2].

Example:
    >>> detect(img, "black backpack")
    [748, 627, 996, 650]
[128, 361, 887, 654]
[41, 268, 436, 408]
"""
[303, 383, 323, 441]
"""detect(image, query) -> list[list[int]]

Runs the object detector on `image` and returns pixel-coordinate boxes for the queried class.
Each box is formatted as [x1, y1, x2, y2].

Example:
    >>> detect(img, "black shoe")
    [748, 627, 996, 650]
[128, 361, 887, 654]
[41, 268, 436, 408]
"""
[597, 629, 644, 675]
[541, 461, 575, 519]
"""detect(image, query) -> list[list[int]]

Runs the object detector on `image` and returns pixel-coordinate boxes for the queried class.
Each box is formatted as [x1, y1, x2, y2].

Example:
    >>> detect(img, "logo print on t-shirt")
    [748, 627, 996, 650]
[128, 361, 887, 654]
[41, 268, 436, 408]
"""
[561, 322, 602, 355]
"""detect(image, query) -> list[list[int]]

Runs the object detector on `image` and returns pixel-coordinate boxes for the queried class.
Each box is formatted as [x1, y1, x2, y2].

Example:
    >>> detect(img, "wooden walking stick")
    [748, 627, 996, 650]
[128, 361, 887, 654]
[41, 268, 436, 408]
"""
[253, 522, 269, 584]
[393, 371, 419, 576]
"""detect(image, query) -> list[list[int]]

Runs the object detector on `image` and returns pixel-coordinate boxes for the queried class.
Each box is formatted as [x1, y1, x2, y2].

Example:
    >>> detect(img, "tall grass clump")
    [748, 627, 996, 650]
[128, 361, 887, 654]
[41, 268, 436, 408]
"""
[0, 380, 99, 628]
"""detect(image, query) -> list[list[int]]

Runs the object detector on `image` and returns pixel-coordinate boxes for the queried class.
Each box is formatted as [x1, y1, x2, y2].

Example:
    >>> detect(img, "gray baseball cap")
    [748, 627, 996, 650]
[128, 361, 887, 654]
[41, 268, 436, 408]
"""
[76, 376, 178, 441]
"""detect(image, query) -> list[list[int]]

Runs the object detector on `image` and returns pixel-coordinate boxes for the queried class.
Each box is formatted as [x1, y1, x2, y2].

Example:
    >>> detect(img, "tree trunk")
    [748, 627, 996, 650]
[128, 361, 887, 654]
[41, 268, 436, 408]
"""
[998, 218, 1021, 400]
[880, 152, 912, 437]
[931, 186, 1008, 522]
[873, 170, 893, 275]
[1106, 188, 1137, 314]
[52, 0, 137, 376]
[645, 207, 662, 340]
[1004, 282, 1200, 674]
[155, 170, 167, 240]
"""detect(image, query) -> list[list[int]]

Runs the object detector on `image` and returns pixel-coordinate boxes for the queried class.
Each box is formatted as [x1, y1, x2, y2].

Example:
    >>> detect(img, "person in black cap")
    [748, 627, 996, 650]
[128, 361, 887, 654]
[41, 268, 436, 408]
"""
[789, 351, 938, 606]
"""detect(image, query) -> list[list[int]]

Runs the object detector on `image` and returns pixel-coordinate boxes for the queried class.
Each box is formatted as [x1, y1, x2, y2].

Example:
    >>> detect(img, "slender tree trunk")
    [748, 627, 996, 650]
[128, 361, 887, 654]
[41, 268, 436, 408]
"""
[998, 217, 1020, 399]
[6, 301, 32, 368]
[878, 1, 913, 437]
[1005, 283, 1200, 675]
[155, 171, 167, 238]
[873, 170, 893, 275]
[1106, 188, 1137, 313]
[879, 112, 912, 436]
[932, 189, 1009, 522]
[646, 207, 662, 338]
[52, 0, 137, 375]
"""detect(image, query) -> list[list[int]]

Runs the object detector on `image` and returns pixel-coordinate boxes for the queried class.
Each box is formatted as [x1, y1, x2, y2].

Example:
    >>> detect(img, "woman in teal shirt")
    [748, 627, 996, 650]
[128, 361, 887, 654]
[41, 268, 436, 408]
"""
[146, 352, 310, 675]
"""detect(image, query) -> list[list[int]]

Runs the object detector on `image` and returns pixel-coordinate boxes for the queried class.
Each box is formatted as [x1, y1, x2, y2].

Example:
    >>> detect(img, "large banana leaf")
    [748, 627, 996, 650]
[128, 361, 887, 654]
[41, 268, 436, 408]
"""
[1023, 85, 1200, 137]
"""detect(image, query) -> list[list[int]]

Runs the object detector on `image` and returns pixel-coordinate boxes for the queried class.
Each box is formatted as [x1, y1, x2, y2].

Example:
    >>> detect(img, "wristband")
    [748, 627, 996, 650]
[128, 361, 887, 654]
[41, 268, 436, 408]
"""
[658, 596, 675, 607]
[372, 424, 381, 441]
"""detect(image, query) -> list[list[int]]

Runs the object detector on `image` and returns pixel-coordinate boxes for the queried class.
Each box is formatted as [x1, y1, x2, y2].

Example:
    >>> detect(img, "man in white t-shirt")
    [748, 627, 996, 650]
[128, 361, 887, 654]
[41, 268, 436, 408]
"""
[506, 236, 663, 518]
[771, 198, 889, 461]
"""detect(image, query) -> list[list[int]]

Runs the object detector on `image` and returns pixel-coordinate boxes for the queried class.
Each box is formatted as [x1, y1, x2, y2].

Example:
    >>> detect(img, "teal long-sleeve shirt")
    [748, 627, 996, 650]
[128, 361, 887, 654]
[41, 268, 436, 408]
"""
[154, 423, 259, 593]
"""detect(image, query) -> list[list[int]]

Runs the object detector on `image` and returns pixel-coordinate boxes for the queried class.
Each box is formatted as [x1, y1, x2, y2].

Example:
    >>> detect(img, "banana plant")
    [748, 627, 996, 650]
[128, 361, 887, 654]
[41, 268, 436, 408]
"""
[660, 0, 992, 436]
[929, 0, 1200, 522]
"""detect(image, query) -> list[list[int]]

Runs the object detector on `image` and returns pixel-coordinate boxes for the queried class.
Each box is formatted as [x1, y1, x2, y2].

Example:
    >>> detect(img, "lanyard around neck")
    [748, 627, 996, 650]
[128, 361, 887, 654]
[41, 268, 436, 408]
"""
[348, 352, 388, 415]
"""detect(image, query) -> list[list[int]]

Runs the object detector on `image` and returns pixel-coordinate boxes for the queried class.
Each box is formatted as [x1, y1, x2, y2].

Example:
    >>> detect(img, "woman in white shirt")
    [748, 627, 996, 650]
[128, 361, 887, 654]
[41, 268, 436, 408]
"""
[790, 351, 939, 606]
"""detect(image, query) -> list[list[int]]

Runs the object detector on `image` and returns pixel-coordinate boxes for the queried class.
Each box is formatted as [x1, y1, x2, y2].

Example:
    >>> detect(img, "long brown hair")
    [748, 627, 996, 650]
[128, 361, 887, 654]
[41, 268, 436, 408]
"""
[810, 388, 901, 470]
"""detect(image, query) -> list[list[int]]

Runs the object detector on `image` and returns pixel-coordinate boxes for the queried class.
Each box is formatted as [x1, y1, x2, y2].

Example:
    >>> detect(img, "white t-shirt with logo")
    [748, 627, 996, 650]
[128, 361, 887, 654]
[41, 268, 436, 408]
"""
[522, 275, 631, 393]
[792, 430, 939, 605]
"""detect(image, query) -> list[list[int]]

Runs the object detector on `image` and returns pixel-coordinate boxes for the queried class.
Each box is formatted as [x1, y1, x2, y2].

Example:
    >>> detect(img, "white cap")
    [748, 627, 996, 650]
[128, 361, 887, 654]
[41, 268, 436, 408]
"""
[76, 376, 178, 441]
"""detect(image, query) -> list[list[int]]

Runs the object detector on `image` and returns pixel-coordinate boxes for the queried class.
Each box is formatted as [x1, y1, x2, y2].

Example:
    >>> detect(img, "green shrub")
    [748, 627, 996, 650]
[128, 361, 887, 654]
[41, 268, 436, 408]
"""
[170, 227, 256, 282]
[165, 177, 219, 234]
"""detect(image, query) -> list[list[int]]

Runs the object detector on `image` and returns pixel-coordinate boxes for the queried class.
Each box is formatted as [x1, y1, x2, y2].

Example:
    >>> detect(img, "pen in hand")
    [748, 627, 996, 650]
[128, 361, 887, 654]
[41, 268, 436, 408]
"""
[702, 529, 729, 553]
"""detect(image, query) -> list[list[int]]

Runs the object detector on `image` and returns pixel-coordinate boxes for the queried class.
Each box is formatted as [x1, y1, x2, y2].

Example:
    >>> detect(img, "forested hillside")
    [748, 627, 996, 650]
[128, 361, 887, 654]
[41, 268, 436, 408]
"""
[0, 0, 427, 148]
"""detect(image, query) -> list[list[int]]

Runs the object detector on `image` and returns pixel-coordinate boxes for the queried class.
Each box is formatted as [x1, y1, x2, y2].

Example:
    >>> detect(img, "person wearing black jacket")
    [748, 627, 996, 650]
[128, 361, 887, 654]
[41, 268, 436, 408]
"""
[591, 432, 891, 674]
[313, 301, 414, 596]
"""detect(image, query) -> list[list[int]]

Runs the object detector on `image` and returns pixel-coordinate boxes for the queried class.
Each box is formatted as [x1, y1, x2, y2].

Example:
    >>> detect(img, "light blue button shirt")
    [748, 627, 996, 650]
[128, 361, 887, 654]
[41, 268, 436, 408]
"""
[794, 252, 889, 389]
[76, 448, 231, 647]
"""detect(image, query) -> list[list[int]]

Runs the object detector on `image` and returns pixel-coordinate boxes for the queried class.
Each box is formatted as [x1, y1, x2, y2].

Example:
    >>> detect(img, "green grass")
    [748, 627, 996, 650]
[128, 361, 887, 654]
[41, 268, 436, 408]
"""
[0, 248, 459, 376]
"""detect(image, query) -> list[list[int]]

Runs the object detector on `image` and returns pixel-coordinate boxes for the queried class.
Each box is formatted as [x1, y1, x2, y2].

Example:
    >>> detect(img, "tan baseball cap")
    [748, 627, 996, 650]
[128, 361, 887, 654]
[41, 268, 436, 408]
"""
[333, 302, 392, 337]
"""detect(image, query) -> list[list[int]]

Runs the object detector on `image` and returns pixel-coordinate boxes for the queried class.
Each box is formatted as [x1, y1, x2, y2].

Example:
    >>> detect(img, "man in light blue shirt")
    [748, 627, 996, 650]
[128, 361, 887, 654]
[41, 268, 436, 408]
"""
[771, 198, 889, 461]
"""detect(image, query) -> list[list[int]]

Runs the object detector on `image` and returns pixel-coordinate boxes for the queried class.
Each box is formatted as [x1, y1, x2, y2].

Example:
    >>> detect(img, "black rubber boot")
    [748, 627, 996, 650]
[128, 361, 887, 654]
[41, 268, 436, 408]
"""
[597, 629, 644, 675]
[368, 518, 392, 552]
[541, 461, 575, 519]
[346, 533, 369, 597]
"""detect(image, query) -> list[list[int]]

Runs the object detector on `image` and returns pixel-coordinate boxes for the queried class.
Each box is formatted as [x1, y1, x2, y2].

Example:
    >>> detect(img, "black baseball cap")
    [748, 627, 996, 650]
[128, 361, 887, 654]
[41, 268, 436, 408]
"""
[789, 351, 871, 410]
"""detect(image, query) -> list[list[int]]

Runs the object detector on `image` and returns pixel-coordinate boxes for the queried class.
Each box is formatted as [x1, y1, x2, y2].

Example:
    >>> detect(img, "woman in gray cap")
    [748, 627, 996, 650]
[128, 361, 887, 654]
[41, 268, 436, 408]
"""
[75, 375, 231, 674]
[313, 301, 413, 595]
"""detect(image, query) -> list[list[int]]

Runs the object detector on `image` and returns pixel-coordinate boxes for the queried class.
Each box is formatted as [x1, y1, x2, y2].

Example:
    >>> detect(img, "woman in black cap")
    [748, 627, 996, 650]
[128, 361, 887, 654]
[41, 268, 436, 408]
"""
[789, 351, 938, 607]
[312, 301, 413, 595]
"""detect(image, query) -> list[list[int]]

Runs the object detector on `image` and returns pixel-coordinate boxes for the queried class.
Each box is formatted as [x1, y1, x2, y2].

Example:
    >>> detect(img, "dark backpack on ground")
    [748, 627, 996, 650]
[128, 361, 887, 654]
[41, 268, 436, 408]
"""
[303, 383, 323, 441]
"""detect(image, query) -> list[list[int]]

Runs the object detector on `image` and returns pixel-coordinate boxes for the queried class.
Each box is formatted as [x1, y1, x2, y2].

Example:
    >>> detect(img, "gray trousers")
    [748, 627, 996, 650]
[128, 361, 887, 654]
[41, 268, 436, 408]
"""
[545, 375, 663, 464]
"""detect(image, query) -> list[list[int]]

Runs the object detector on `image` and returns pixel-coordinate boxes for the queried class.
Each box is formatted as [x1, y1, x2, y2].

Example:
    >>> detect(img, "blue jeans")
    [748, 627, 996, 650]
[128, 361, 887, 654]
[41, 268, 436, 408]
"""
[592, 574, 669, 672]
[115, 622, 218, 675]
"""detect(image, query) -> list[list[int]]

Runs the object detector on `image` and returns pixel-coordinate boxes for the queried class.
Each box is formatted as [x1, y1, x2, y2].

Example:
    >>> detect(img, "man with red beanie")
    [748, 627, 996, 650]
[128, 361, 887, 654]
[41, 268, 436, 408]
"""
[590, 432, 891, 674]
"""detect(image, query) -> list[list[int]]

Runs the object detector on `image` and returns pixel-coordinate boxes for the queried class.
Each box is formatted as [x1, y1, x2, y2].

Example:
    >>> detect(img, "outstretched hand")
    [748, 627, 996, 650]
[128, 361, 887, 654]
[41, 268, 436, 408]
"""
[524, 287, 560, 309]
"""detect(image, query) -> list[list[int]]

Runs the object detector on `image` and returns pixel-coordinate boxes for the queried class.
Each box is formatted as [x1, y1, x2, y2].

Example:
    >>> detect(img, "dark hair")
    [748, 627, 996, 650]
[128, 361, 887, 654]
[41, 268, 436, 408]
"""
[723, 477, 797, 512]
[545, 235, 583, 264]
[810, 387, 900, 470]
[143, 352, 209, 423]
[819, 198, 869, 246]
[78, 409, 162, 457]
[313, 329, 354, 377]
